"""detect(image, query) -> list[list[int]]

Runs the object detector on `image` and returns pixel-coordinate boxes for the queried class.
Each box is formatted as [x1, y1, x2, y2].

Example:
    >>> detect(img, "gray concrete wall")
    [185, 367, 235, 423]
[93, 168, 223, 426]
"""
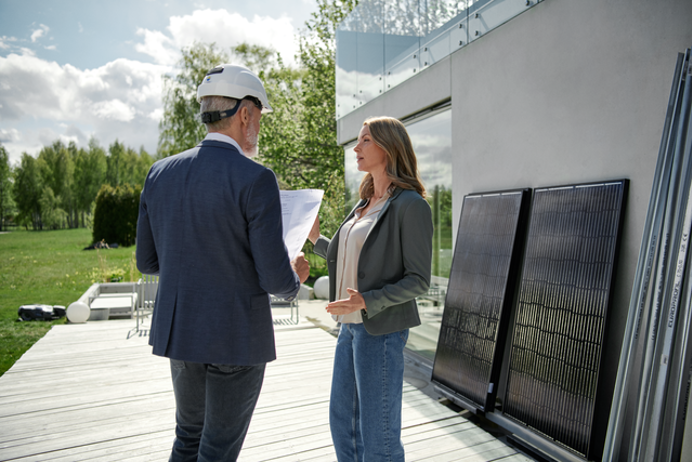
[337, 0, 692, 458]
[449, 2, 691, 448]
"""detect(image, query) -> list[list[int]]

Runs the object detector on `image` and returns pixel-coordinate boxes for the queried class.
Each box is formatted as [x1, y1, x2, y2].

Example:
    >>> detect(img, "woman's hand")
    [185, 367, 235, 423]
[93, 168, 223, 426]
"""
[326, 288, 366, 315]
[308, 215, 320, 245]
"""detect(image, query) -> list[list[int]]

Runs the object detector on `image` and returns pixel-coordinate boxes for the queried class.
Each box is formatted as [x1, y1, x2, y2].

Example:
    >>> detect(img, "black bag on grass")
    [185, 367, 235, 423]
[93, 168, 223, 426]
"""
[18, 304, 66, 321]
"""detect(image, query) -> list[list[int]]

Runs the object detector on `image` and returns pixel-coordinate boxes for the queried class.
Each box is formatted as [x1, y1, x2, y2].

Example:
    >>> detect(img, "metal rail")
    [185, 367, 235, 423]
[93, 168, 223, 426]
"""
[604, 49, 692, 461]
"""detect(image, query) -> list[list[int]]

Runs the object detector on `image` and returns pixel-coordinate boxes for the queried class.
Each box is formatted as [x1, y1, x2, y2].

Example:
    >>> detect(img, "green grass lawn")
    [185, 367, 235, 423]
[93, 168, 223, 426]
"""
[0, 228, 139, 376]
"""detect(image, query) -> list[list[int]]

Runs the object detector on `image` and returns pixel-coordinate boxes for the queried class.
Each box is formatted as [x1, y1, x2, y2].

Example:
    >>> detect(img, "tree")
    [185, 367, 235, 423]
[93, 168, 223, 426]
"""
[37, 140, 74, 228]
[0, 144, 14, 230]
[258, 0, 358, 238]
[105, 140, 125, 187]
[136, 147, 155, 183]
[7, 135, 151, 232]
[106, 140, 154, 188]
[158, 42, 229, 158]
[72, 138, 107, 227]
[232, 43, 279, 73]
[39, 187, 67, 230]
[12, 153, 43, 230]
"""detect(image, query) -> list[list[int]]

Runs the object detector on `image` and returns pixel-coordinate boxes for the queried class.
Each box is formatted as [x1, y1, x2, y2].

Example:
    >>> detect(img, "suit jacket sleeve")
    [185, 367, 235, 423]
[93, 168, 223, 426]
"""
[247, 168, 301, 300]
[136, 179, 159, 275]
[313, 235, 330, 260]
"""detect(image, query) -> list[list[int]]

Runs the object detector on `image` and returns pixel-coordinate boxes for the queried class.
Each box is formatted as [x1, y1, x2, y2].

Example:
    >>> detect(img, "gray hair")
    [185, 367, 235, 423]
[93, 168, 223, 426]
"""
[200, 96, 255, 132]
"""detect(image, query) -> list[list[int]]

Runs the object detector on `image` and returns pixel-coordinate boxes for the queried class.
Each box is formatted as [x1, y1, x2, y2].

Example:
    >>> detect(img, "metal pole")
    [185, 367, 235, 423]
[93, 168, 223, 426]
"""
[630, 51, 691, 460]
[603, 52, 687, 460]
[656, 55, 692, 461]
[642, 67, 692, 458]
[664, 261, 692, 460]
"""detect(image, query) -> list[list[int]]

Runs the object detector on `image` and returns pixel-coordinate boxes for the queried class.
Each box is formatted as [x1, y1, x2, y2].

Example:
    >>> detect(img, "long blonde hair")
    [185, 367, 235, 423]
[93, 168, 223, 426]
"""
[358, 116, 426, 200]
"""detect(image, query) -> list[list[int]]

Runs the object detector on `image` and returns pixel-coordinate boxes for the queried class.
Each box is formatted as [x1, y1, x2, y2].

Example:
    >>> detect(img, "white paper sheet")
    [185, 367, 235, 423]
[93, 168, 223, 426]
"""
[280, 189, 324, 260]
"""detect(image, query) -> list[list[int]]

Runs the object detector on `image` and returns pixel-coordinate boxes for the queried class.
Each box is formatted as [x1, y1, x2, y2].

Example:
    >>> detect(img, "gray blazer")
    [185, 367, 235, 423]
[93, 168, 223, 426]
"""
[136, 139, 300, 365]
[314, 187, 433, 335]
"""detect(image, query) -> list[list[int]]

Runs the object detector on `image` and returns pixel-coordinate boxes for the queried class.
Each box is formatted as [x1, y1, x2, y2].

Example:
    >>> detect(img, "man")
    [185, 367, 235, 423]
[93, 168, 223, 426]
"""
[136, 63, 310, 462]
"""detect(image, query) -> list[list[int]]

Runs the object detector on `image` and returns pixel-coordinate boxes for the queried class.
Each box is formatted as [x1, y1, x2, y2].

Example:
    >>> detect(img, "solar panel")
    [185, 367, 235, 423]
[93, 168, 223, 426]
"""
[503, 180, 628, 457]
[432, 189, 530, 412]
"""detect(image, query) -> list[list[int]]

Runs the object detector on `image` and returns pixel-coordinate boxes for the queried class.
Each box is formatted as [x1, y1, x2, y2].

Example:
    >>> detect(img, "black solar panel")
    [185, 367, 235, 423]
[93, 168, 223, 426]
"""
[432, 189, 530, 412]
[503, 180, 628, 457]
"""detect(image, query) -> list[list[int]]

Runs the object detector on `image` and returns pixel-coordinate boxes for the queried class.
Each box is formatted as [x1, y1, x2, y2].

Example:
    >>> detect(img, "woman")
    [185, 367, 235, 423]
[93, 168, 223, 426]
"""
[308, 116, 433, 461]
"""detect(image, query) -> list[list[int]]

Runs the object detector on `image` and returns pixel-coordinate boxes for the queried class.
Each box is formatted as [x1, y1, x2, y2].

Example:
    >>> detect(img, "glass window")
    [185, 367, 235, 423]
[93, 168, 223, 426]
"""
[337, 0, 540, 119]
[403, 109, 452, 360]
[343, 109, 452, 360]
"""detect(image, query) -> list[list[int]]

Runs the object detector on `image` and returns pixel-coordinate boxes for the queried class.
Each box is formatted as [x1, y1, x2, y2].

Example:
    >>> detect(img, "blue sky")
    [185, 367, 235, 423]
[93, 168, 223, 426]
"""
[0, 0, 317, 165]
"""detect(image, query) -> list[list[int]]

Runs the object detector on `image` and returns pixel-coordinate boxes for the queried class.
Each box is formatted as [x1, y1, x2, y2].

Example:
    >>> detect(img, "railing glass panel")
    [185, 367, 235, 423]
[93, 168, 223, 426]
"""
[336, 0, 541, 119]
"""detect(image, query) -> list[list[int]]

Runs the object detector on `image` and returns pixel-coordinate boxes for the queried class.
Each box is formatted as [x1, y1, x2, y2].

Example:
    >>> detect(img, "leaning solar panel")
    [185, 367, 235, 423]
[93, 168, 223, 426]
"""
[503, 180, 628, 459]
[432, 189, 530, 413]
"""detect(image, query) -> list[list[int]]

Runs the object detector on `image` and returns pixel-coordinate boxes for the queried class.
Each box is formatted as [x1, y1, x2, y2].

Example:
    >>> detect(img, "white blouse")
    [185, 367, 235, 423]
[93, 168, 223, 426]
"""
[335, 194, 389, 324]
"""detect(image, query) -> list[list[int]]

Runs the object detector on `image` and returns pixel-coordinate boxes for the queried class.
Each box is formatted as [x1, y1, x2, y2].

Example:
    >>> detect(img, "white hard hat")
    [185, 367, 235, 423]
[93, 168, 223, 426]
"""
[196, 63, 272, 113]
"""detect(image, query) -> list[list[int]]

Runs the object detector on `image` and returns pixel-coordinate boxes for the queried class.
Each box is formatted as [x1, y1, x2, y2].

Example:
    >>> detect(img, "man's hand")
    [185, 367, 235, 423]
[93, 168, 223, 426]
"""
[291, 252, 310, 284]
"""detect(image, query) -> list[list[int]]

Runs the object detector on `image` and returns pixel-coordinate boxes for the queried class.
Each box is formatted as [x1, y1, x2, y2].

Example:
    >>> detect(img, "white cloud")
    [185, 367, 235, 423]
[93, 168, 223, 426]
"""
[0, 7, 304, 166]
[0, 36, 17, 50]
[0, 128, 20, 143]
[135, 28, 178, 66]
[0, 53, 170, 163]
[93, 99, 136, 122]
[31, 24, 50, 43]
[135, 9, 299, 67]
[148, 108, 164, 121]
[63, 123, 89, 146]
[37, 126, 63, 147]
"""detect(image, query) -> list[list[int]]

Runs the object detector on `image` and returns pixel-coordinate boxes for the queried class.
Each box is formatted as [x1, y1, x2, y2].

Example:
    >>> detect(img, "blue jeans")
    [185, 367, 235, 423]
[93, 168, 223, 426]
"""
[330, 323, 408, 462]
[169, 359, 266, 462]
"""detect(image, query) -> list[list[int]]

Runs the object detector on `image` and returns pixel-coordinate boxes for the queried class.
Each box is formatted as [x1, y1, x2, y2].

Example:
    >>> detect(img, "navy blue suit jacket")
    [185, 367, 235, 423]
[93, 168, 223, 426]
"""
[136, 139, 300, 365]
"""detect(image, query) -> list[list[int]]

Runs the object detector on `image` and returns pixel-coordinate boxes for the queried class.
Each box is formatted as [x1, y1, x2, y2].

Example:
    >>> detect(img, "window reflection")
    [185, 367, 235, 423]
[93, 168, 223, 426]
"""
[336, 0, 539, 118]
[343, 109, 452, 359]
[405, 109, 452, 360]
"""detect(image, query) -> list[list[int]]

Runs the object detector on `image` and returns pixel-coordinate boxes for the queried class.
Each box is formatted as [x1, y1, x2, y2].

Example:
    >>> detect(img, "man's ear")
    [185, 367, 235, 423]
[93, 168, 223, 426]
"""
[239, 105, 250, 126]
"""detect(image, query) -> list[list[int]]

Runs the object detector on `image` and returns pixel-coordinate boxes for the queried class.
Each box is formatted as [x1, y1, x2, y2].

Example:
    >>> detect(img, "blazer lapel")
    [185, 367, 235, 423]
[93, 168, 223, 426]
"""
[364, 187, 403, 242]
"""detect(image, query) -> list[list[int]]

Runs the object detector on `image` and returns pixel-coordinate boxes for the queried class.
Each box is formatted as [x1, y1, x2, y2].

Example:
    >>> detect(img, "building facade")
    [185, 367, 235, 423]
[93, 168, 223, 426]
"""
[335, 0, 692, 460]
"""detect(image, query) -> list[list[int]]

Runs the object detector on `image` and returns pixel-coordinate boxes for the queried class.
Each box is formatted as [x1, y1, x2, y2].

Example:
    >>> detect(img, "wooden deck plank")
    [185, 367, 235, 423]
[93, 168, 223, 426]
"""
[0, 319, 531, 461]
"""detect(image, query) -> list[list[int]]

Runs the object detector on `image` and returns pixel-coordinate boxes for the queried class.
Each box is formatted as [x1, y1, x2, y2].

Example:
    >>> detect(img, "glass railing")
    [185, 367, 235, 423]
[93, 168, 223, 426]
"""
[336, 0, 542, 119]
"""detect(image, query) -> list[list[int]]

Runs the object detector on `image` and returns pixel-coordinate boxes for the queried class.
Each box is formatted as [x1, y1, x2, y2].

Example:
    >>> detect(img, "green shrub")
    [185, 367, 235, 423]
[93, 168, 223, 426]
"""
[92, 184, 141, 247]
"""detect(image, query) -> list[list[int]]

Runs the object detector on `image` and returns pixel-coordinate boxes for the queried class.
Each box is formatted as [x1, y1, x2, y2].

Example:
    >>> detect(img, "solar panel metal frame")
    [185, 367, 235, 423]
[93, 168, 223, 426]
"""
[432, 188, 530, 413]
[502, 179, 628, 459]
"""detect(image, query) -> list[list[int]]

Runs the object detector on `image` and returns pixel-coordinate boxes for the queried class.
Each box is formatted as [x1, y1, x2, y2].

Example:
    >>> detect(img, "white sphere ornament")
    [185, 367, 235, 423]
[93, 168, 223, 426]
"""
[67, 301, 90, 323]
[314, 276, 330, 300]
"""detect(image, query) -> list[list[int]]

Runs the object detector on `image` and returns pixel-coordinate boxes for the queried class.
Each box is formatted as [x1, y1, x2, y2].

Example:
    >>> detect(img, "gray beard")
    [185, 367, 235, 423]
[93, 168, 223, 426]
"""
[245, 126, 259, 158]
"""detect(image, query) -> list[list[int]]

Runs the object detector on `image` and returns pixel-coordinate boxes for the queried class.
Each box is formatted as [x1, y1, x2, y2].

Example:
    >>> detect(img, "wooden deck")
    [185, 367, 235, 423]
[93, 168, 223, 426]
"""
[0, 318, 533, 462]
